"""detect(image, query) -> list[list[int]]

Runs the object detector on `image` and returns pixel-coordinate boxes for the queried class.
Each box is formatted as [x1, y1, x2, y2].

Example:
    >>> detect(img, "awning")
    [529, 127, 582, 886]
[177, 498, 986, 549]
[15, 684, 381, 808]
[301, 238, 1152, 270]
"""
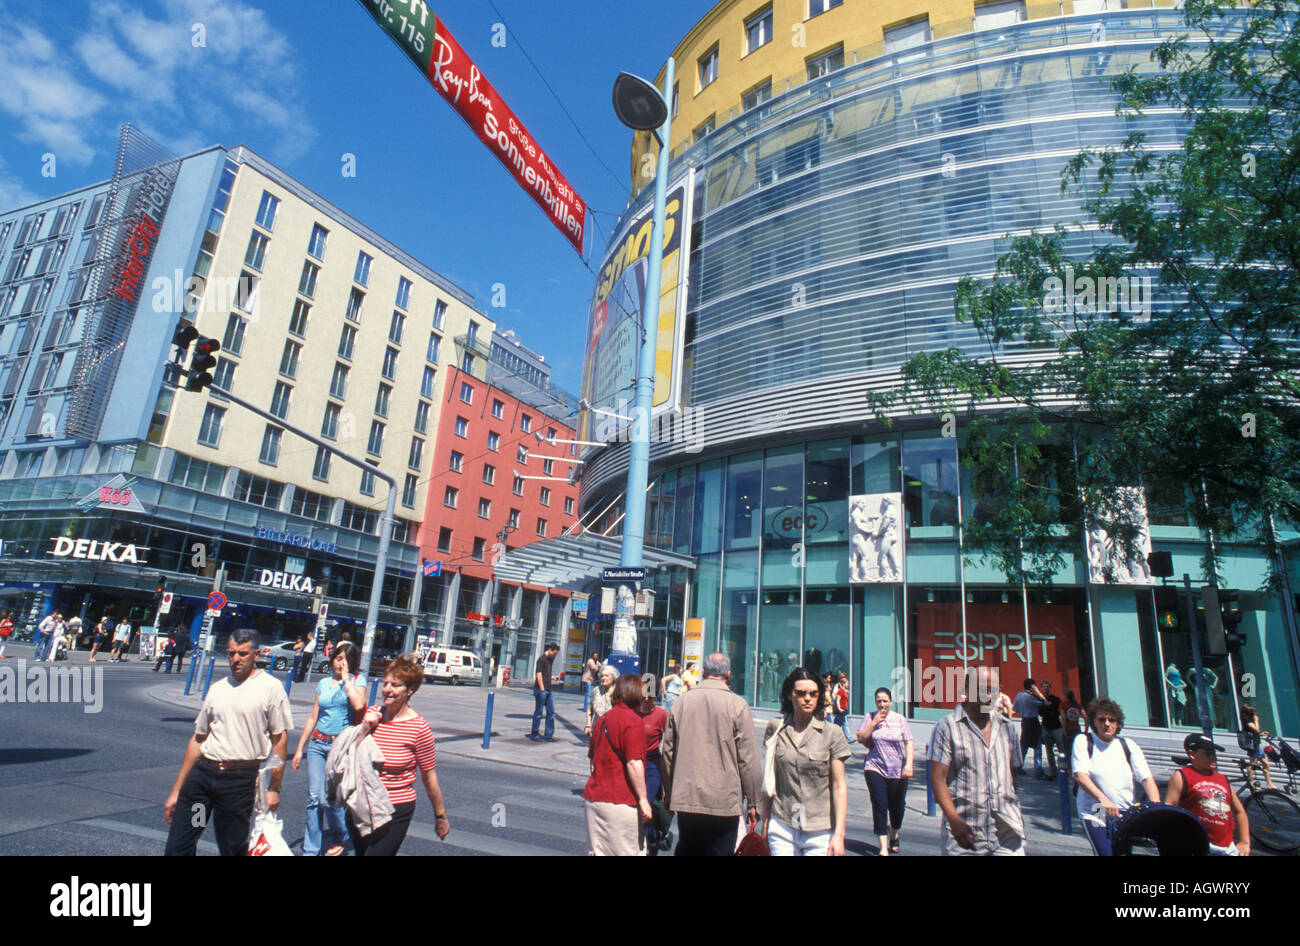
[493, 534, 695, 592]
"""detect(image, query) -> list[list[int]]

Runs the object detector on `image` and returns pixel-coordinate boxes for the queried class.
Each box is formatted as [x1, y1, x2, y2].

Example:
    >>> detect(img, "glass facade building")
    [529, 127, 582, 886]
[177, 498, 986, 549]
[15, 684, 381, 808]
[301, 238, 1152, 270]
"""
[580, 7, 1300, 737]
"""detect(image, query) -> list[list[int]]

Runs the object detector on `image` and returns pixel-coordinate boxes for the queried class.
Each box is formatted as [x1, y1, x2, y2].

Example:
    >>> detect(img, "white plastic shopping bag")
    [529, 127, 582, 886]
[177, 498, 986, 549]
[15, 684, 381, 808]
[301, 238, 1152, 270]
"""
[247, 811, 292, 856]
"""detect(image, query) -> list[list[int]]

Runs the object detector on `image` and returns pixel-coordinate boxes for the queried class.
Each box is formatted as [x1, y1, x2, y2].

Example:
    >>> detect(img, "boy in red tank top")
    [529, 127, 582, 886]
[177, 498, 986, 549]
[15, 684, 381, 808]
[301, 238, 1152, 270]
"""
[1164, 733, 1250, 856]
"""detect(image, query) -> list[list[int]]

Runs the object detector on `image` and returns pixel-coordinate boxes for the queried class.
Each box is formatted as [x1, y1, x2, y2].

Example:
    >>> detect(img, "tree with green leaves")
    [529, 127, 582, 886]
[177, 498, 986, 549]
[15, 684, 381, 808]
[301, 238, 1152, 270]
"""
[869, 0, 1300, 587]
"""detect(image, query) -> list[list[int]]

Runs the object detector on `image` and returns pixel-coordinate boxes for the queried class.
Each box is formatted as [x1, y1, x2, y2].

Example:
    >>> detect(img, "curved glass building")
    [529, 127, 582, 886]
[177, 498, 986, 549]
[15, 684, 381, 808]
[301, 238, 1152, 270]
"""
[579, 1, 1300, 738]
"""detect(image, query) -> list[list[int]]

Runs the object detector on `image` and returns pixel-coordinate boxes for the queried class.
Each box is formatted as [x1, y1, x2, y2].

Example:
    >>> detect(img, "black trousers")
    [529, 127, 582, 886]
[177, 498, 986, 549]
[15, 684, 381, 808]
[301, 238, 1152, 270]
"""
[674, 812, 739, 856]
[865, 771, 909, 837]
[164, 759, 258, 856]
[346, 801, 415, 856]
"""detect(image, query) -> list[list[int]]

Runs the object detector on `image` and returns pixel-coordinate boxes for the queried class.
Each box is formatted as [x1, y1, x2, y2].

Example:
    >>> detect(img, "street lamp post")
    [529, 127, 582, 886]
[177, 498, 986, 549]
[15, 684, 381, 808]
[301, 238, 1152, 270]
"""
[608, 59, 674, 679]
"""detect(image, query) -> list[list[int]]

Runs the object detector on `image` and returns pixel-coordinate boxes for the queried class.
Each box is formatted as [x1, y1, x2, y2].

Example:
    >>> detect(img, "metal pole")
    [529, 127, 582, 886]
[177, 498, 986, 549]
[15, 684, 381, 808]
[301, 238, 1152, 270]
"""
[1182, 573, 1213, 737]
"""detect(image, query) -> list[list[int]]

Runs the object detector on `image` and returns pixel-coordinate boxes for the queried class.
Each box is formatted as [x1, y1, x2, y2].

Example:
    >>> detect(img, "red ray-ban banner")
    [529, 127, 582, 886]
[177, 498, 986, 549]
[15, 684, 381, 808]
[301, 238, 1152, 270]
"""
[355, 2, 586, 255]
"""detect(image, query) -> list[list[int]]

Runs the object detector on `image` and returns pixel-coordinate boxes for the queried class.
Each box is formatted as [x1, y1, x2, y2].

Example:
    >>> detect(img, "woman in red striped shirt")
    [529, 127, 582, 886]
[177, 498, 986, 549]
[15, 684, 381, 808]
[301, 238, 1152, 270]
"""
[350, 655, 450, 855]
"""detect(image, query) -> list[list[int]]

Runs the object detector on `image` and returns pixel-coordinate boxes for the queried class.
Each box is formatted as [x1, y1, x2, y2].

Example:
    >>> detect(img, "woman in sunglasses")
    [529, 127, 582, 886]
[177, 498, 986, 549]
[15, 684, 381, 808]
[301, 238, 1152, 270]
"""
[761, 667, 852, 856]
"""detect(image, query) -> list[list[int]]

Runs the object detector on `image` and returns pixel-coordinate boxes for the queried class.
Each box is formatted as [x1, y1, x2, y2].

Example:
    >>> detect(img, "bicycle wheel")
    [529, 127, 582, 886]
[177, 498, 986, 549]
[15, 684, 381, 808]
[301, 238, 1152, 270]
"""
[1242, 789, 1300, 853]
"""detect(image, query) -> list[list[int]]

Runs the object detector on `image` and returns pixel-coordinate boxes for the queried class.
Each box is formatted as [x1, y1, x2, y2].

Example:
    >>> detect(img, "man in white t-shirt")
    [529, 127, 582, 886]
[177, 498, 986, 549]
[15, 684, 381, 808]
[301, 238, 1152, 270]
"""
[1070, 697, 1160, 856]
[163, 628, 293, 856]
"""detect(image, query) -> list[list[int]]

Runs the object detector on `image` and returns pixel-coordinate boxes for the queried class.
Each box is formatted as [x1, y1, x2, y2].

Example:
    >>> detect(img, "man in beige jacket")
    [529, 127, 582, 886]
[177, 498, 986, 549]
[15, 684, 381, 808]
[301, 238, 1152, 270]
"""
[660, 652, 761, 855]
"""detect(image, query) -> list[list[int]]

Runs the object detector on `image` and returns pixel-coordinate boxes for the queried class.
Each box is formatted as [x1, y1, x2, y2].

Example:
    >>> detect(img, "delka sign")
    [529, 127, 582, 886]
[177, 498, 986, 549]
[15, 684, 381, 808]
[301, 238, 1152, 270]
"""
[257, 569, 317, 594]
[50, 537, 145, 564]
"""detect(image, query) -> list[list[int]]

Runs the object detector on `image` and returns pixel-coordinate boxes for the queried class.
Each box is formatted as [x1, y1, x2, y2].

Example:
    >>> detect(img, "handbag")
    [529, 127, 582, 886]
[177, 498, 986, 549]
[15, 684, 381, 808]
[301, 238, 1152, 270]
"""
[762, 717, 786, 799]
[735, 826, 771, 856]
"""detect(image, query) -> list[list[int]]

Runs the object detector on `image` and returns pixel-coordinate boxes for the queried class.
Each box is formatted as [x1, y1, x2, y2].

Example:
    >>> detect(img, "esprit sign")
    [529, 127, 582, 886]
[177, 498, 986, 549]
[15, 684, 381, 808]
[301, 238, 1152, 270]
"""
[50, 537, 145, 564]
[354, 1, 585, 254]
[256, 570, 317, 594]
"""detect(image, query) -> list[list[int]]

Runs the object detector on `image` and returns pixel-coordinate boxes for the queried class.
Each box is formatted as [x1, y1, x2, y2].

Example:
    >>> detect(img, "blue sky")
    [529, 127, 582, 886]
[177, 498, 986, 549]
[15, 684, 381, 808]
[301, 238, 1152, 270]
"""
[0, 0, 707, 393]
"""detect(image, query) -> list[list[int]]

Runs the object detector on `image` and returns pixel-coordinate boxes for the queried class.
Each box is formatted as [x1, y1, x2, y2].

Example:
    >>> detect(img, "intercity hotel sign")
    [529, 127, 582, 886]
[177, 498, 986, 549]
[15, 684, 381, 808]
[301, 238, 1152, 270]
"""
[111, 168, 172, 303]
[354, 0, 586, 254]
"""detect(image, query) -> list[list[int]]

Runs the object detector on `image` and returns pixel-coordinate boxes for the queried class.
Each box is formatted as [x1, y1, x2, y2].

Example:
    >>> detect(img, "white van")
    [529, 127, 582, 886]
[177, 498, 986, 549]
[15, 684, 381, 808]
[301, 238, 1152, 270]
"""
[423, 648, 483, 685]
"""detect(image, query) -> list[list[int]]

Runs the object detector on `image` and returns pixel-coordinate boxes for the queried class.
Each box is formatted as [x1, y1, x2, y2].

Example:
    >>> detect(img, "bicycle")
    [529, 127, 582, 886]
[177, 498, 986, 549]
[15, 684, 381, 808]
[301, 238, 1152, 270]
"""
[1173, 737, 1300, 854]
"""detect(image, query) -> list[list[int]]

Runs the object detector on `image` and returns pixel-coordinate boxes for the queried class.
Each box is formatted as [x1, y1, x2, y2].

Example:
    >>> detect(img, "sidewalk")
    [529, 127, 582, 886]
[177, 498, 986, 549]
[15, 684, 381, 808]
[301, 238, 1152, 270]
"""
[148, 669, 1093, 855]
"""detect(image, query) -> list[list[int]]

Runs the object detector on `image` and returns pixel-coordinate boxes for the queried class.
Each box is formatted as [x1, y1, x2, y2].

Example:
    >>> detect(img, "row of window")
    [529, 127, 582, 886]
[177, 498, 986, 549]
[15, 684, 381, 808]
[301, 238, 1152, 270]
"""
[440, 474, 572, 511]
[435, 515, 551, 562]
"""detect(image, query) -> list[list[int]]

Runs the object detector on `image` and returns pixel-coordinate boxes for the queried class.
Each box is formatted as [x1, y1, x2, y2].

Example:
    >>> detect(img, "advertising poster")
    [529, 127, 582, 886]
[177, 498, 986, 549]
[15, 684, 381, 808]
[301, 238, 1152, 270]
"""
[563, 622, 586, 692]
[579, 171, 695, 444]
[1086, 486, 1157, 585]
[682, 617, 705, 683]
[849, 492, 904, 583]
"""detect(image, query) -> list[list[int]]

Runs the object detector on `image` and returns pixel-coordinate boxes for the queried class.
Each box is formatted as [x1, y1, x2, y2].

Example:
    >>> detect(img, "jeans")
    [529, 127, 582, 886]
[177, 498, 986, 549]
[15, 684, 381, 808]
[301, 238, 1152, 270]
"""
[582, 682, 592, 712]
[164, 759, 258, 856]
[832, 712, 851, 741]
[1019, 718, 1043, 773]
[1041, 726, 1066, 777]
[34, 632, 51, 661]
[304, 736, 350, 856]
[531, 688, 555, 738]
[767, 817, 831, 856]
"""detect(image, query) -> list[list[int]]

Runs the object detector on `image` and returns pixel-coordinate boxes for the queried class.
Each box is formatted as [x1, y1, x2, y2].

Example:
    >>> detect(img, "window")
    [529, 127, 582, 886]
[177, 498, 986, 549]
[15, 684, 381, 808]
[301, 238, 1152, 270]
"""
[291, 487, 333, 523]
[233, 471, 283, 509]
[698, 45, 718, 90]
[234, 271, 260, 313]
[491, 399, 504, 420]
[536, 518, 547, 537]
[382, 347, 398, 380]
[279, 340, 301, 378]
[437, 527, 453, 553]
[256, 191, 279, 230]
[389, 311, 405, 344]
[478, 498, 491, 519]
[298, 261, 319, 298]
[543, 459, 554, 476]
[374, 382, 391, 418]
[413, 400, 429, 434]
[367, 420, 384, 456]
[459, 382, 473, 404]
[482, 464, 495, 485]
[884, 16, 931, 55]
[809, 0, 843, 16]
[402, 473, 417, 508]
[454, 416, 468, 438]
[395, 276, 412, 310]
[449, 451, 463, 472]
[432, 299, 447, 331]
[321, 403, 340, 440]
[289, 298, 310, 336]
[742, 80, 772, 113]
[259, 424, 283, 465]
[170, 453, 228, 494]
[408, 436, 424, 470]
[472, 537, 486, 562]
[198, 404, 225, 447]
[312, 445, 331, 481]
[487, 431, 500, 452]
[745, 7, 773, 54]
[467, 321, 479, 344]
[354, 251, 372, 286]
[213, 358, 236, 391]
[540, 487, 551, 506]
[974, 0, 1025, 30]
[329, 363, 349, 399]
[444, 486, 458, 508]
[564, 497, 575, 515]
[516, 445, 528, 464]
[85, 193, 107, 230]
[244, 231, 269, 270]
[806, 45, 845, 80]
[427, 333, 440, 362]
[307, 223, 328, 260]
[520, 414, 532, 433]
[512, 473, 524, 496]
[346, 287, 365, 322]
[694, 116, 716, 143]
[338, 324, 356, 360]
[359, 469, 375, 497]
[270, 380, 292, 419]
[508, 509, 520, 529]
[420, 367, 435, 398]
[460, 352, 474, 373]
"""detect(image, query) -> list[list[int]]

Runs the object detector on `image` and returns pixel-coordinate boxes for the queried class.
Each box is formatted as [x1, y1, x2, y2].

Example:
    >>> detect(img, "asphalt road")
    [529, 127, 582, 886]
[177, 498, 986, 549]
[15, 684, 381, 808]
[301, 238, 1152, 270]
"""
[1, 641, 1095, 856]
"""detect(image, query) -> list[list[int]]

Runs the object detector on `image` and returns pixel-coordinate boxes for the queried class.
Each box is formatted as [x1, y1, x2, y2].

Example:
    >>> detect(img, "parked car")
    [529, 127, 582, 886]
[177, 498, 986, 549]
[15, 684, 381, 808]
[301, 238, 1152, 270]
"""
[257, 640, 304, 672]
[423, 648, 483, 685]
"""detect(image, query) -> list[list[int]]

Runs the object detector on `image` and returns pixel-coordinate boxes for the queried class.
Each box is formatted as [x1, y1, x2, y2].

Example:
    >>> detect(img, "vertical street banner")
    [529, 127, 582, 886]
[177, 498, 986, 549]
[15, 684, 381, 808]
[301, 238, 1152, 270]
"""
[355, 1, 586, 255]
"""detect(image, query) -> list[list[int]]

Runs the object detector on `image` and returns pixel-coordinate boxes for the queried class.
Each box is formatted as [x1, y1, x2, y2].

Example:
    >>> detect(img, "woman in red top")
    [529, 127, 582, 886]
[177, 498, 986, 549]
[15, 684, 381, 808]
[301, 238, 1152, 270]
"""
[584, 674, 653, 856]
[351, 655, 451, 856]
[638, 685, 670, 854]
[0, 612, 13, 659]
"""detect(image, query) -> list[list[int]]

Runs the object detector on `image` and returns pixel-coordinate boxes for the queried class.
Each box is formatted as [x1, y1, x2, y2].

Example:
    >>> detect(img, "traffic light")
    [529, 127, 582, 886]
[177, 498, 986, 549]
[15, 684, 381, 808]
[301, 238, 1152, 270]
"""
[1203, 587, 1245, 655]
[1220, 590, 1247, 652]
[153, 579, 166, 609]
[172, 323, 199, 357]
[186, 336, 221, 391]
